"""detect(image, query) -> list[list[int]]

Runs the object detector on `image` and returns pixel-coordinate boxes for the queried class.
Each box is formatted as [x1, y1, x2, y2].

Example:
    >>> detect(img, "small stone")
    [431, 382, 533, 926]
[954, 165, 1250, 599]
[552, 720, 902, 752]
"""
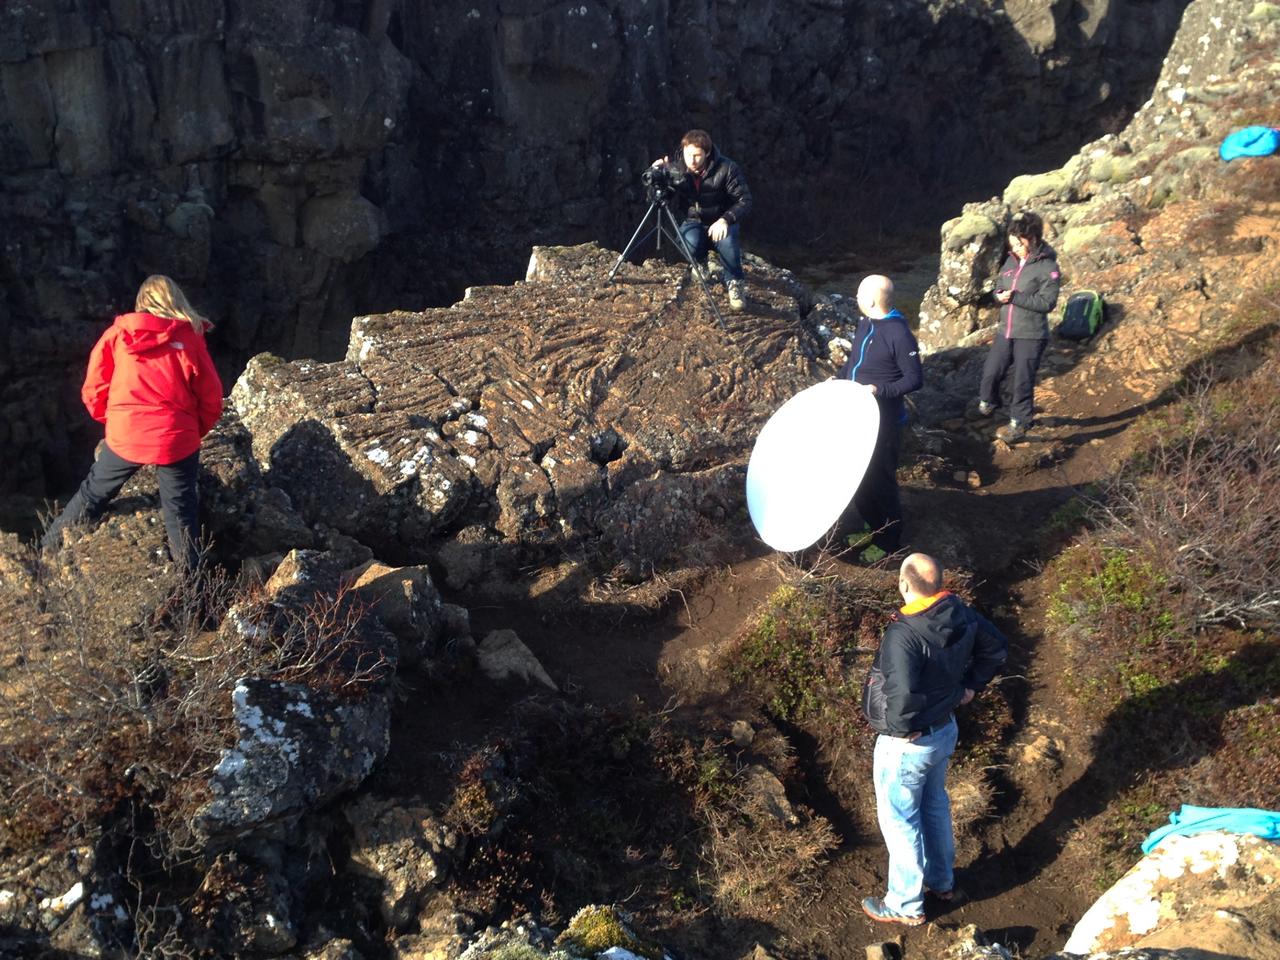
[865, 943, 902, 960]
[730, 720, 755, 748]
[477, 629, 558, 690]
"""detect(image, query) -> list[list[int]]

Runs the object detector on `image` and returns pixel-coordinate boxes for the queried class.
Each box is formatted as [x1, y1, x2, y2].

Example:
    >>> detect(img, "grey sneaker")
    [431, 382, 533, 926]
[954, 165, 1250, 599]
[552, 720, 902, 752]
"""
[998, 419, 1027, 442]
[727, 278, 747, 312]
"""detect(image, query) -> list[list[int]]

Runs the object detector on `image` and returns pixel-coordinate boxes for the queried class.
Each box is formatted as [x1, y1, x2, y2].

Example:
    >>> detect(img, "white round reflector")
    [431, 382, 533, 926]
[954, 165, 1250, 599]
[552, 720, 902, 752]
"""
[746, 379, 880, 552]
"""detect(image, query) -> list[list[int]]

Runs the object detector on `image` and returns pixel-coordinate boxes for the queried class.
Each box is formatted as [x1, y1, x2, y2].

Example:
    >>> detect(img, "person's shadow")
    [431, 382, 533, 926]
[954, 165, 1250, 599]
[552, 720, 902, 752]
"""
[965, 639, 1280, 899]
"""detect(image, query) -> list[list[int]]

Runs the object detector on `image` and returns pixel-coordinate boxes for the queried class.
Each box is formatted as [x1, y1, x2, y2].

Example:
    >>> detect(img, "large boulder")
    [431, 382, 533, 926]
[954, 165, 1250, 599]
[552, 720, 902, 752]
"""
[230, 243, 826, 583]
[343, 559, 445, 665]
[1062, 831, 1280, 957]
[194, 549, 398, 839]
[193, 675, 393, 839]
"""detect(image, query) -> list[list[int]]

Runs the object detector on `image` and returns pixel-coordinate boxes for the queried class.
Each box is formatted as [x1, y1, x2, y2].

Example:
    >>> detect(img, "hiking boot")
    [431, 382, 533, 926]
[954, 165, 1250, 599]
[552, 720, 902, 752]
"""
[861, 896, 925, 927]
[727, 279, 747, 312]
[997, 419, 1027, 443]
[970, 399, 996, 420]
[926, 886, 968, 905]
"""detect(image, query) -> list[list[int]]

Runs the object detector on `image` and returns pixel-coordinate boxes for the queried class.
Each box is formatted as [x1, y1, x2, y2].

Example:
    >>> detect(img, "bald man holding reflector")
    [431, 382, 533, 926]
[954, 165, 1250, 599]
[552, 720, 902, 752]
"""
[747, 275, 922, 556]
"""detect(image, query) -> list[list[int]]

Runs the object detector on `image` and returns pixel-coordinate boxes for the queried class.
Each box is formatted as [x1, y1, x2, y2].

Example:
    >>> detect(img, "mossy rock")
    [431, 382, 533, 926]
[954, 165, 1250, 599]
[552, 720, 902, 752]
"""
[1057, 223, 1106, 260]
[555, 905, 662, 960]
[1088, 154, 1142, 184]
[1161, 145, 1218, 173]
[1003, 169, 1072, 208]
[1247, 2, 1280, 21]
[943, 213, 1002, 252]
[485, 946, 549, 960]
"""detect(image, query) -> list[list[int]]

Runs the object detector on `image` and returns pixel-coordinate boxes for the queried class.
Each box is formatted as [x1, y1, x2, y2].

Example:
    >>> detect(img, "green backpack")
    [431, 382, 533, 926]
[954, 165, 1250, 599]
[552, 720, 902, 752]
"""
[1057, 290, 1105, 339]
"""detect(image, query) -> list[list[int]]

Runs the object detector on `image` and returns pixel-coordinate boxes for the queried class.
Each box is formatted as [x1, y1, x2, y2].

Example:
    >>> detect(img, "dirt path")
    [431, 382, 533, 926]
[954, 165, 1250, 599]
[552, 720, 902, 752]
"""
[380, 332, 1161, 958]
[634, 342, 1158, 958]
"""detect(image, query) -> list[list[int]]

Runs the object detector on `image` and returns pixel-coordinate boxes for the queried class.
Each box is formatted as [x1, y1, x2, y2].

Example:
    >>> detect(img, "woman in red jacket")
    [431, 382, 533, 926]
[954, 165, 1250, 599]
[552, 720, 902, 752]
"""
[42, 276, 224, 569]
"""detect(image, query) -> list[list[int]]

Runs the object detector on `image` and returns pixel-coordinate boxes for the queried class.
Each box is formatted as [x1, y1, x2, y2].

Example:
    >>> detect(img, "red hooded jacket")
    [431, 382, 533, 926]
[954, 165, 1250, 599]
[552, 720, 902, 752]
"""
[81, 312, 224, 465]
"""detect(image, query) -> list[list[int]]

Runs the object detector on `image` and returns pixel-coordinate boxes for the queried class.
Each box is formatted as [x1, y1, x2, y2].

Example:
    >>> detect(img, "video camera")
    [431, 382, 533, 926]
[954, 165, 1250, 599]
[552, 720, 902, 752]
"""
[641, 162, 686, 202]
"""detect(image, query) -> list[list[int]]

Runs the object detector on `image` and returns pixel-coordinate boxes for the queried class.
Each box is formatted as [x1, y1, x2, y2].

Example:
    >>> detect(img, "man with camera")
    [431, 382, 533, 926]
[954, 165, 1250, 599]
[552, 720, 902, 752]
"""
[653, 129, 753, 312]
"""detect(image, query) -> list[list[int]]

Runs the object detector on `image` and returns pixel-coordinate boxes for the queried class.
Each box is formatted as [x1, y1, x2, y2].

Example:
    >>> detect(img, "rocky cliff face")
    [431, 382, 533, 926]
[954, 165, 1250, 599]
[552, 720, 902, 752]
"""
[1, 0, 1191, 501]
[918, 0, 1280, 358]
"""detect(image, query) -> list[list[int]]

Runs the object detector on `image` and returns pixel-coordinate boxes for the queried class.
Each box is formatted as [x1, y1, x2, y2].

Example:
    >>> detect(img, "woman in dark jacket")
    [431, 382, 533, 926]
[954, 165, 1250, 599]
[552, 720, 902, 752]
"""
[42, 275, 224, 569]
[976, 211, 1061, 442]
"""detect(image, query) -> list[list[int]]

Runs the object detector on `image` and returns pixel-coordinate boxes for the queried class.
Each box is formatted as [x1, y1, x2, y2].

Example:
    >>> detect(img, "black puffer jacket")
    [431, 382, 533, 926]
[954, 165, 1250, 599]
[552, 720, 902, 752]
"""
[994, 243, 1061, 340]
[862, 593, 1007, 737]
[671, 149, 752, 226]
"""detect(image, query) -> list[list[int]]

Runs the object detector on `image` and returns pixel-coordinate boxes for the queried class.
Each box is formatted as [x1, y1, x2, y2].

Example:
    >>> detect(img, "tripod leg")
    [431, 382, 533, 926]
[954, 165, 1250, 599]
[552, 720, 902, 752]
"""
[608, 202, 661, 281]
[661, 204, 726, 330]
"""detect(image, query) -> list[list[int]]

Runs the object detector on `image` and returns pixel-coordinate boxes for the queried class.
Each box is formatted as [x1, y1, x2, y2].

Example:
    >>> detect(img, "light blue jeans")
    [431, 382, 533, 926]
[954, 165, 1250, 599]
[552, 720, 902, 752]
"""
[872, 717, 959, 917]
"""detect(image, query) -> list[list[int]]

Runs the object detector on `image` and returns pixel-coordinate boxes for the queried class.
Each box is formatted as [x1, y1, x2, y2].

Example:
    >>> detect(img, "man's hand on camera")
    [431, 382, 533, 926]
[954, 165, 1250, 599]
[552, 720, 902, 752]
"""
[652, 156, 668, 169]
[708, 218, 729, 242]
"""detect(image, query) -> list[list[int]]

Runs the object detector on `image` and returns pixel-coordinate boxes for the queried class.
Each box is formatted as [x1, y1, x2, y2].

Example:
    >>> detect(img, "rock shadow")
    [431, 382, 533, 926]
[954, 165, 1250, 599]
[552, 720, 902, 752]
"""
[963, 639, 1280, 901]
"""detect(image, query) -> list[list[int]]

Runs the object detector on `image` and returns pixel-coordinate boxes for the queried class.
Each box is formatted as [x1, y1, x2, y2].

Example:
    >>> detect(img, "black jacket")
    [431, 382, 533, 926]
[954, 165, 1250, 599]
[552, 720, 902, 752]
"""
[994, 243, 1061, 340]
[837, 310, 923, 414]
[671, 149, 752, 226]
[862, 593, 1007, 737]
[838, 310, 923, 427]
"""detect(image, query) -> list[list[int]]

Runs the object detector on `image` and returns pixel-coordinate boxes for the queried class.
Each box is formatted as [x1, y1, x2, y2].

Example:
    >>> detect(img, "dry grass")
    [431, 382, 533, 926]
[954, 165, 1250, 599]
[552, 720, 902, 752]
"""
[0, 534, 391, 956]
[1046, 342, 1280, 882]
[432, 696, 839, 927]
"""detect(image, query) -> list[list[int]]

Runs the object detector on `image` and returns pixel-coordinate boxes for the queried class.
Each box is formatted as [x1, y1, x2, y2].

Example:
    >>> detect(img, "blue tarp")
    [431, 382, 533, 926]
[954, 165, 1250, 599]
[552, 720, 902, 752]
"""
[1220, 125, 1280, 161]
[1141, 804, 1280, 854]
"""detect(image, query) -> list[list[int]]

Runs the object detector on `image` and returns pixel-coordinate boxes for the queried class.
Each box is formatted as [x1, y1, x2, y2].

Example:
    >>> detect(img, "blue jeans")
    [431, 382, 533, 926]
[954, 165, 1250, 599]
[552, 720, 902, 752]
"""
[872, 717, 959, 917]
[678, 220, 744, 281]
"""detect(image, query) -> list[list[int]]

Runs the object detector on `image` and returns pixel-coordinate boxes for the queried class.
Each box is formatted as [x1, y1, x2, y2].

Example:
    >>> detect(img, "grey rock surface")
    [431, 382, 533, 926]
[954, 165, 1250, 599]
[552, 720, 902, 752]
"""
[2, 0, 1192, 502]
[478, 629, 557, 692]
[193, 675, 392, 839]
[343, 795, 462, 930]
[230, 242, 825, 582]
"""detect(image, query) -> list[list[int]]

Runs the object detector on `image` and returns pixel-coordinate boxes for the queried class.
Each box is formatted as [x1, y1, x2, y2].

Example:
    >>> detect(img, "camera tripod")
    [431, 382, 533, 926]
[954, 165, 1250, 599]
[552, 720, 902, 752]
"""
[607, 190, 726, 330]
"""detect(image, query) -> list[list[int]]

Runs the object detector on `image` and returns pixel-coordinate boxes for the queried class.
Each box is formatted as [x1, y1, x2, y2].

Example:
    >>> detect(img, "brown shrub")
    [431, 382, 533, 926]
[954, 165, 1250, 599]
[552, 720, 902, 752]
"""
[1090, 365, 1280, 631]
[0, 542, 390, 955]
[1046, 346, 1280, 881]
[434, 698, 837, 927]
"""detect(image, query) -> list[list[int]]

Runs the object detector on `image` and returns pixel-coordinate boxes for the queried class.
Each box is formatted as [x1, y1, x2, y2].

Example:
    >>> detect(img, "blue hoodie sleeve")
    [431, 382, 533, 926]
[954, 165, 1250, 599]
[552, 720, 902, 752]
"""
[875, 322, 923, 399]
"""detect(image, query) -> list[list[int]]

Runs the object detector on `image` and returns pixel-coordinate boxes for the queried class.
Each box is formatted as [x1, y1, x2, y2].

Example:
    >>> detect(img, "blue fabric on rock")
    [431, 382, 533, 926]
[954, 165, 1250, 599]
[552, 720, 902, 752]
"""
[1141, 804, 1280, 854]
[1220, 125, 1280, 161]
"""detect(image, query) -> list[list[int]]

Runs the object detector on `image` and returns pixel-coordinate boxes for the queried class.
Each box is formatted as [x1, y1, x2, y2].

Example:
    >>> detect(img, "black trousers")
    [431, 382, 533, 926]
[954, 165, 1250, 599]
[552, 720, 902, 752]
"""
[980, 335, 1047, 425]
[845, 403, 904, 553]
[42, 444, 202, 569]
